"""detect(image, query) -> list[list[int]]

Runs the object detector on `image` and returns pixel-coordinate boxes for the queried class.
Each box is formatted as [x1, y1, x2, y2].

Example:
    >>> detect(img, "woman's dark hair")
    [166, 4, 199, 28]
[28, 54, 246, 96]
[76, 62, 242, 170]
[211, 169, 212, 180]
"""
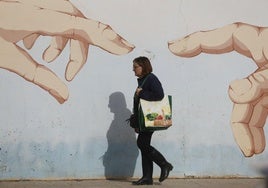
[133, 56, 153, 76]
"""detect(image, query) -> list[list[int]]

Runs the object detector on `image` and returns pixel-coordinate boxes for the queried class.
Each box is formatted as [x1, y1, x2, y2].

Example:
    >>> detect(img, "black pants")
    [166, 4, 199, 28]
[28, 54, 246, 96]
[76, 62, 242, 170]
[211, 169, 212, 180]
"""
[137, 131, 168, 179]
[137, 131, 154, 154]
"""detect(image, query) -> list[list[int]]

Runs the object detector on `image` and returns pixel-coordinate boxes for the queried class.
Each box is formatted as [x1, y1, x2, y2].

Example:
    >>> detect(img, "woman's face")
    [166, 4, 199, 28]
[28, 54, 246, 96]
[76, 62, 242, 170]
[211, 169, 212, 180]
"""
[133, 62, 143, 77]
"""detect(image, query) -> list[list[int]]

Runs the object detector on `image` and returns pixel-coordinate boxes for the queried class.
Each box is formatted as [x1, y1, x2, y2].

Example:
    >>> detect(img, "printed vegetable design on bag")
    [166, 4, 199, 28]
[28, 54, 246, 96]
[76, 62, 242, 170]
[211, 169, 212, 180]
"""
[140, 96, 172, 127]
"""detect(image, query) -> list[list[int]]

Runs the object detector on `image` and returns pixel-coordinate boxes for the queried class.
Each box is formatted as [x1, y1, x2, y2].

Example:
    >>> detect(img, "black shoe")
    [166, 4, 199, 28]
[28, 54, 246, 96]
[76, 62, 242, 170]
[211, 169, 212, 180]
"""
[159, 163, 173, 182]
[132, 178, 153, 185]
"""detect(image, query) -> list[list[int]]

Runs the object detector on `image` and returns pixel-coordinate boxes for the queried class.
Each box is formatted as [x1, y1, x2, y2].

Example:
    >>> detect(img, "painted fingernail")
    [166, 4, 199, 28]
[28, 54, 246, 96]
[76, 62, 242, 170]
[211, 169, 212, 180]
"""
[168, 40, 177, 45]
[43, 48, 61, 62]
[121, 39, 135, 49]
[102, 27, 135, 49]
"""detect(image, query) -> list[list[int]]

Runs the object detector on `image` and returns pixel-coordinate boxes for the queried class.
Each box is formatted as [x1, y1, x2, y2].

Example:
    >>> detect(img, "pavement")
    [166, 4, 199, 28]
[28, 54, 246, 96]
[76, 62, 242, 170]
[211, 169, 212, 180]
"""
[0, 178, 266, 188]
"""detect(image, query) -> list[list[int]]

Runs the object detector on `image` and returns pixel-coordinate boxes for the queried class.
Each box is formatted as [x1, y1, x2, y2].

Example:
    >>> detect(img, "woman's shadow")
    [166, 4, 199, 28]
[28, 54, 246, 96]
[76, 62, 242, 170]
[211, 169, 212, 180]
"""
[102, 92, 139, 180]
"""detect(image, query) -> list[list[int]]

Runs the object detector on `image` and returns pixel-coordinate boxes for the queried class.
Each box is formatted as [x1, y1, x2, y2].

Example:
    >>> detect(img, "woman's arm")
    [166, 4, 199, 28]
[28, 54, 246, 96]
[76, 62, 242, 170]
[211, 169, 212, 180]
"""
[139, 75, 164, 101]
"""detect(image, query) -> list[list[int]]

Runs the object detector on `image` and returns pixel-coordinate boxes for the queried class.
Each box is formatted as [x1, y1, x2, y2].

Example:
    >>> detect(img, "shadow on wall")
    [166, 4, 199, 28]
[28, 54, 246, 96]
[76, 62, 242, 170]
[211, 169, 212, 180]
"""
[102, 92, 139, 179]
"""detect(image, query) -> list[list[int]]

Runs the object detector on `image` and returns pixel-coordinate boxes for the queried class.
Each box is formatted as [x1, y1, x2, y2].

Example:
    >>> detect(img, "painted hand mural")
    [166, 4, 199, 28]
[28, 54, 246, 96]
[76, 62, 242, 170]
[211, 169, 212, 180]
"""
[0, 0, 134, 104]
[168, 22, 268, 157]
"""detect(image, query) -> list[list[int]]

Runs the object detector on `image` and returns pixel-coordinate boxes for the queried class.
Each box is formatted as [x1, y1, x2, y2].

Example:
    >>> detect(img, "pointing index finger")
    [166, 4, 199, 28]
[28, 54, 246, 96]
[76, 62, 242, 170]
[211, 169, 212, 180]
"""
[168, 23, 237, 57]
[0, 1, 135, 55]
[73, 18, 135, 55]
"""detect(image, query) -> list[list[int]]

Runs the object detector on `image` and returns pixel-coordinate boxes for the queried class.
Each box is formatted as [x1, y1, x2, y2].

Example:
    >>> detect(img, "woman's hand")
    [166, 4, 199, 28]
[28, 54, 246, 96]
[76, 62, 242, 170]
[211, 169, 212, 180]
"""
[136, 88, 143, 96]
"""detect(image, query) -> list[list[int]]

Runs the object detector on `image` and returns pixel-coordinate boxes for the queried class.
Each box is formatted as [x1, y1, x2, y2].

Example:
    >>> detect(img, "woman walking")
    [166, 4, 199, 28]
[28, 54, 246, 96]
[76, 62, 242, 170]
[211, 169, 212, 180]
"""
[131, 56, 173, 185]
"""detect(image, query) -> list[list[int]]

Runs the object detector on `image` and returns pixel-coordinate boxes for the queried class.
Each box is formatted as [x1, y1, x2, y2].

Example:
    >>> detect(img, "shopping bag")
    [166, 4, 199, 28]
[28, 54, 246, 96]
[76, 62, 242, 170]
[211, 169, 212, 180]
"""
[138, 95, 172, 131]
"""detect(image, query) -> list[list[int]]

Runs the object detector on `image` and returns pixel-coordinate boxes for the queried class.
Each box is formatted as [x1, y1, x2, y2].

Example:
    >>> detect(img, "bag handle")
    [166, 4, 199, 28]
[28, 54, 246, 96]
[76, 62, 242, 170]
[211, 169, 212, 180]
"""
[132, 74, 151, 113]
[138, 74, 150, 88]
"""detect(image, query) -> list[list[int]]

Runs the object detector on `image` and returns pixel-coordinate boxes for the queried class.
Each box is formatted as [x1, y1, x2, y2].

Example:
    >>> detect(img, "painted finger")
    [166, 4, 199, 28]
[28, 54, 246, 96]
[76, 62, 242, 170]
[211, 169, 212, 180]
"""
[43, 36, 69, 62]
[18, 0, 84, 17]
[231, 103, 254, 157]
[231, 95, 268, 156]
[0, 38, 68, 103]
[0, 4, 134, 55]
[23, 34, 40, 49]
[228, 68, 268, 103]
[168, 22, 268, 67]
[168, 23, 237, 57]
[248, 95, 268, 154]
[65, 39, 89, 81]
[0, 0, 84, 42]
[73, 19, 135, 55]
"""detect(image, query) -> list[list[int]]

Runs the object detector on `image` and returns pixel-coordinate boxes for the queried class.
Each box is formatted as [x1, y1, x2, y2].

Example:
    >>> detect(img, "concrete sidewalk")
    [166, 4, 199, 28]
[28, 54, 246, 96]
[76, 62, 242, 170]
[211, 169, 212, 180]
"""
[0, 178, 266, 188]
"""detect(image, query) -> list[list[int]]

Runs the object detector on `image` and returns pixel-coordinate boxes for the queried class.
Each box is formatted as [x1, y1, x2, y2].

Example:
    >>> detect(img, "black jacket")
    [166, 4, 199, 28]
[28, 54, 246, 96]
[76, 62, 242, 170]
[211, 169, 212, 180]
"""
[133, 73, 164, 115]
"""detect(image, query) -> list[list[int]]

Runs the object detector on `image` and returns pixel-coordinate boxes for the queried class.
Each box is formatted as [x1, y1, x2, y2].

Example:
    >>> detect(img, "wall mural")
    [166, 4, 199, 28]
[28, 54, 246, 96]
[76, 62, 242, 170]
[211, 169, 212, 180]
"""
[169, 22, 268, 157]
[1, 1, 267, 158]
[0, 0, 134, 104]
